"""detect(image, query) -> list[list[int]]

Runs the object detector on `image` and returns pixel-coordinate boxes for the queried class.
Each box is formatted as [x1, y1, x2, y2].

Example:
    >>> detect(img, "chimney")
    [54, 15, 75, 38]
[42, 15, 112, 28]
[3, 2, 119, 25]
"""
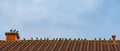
[112, 35, 116, 41]
[112, 35, 116, 44]
[5, 29, 20, 41]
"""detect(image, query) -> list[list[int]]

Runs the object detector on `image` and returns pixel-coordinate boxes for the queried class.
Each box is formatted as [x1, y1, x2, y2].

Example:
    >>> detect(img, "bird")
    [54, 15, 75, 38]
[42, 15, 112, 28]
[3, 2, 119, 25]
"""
[10, 29, 12, 32]
[16, 31, 19, 33]
[13, 29, 16, 32]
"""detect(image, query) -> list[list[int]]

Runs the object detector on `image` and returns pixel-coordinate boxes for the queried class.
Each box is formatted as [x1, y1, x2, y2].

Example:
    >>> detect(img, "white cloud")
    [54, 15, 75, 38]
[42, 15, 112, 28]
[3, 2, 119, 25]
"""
[0, 0, 103, 22]
[0, 0, 105, 39]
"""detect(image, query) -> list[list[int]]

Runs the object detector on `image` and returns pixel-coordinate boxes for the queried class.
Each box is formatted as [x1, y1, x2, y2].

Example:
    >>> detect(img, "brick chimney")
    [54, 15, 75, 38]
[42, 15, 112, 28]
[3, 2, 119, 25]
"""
[112, 35, 116, 41]
[112, 35, 116, 44]
[5, 29, 20, 41]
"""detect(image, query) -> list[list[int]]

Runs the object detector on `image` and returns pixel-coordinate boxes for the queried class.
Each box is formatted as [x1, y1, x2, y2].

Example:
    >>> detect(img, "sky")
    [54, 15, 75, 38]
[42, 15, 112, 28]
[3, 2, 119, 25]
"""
[0, 0, 120, 40]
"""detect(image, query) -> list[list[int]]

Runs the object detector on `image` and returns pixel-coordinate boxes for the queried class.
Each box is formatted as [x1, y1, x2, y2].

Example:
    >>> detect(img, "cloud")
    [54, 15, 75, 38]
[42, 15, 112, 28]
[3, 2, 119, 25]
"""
[1, 0, 120, 40]
[0, 0, 103, 39]
[0, 0, 103, 28]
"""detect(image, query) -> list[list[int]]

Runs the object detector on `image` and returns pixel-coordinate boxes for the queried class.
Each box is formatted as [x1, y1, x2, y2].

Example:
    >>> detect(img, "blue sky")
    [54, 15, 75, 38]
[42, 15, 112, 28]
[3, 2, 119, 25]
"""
[0, 0, 120, 40]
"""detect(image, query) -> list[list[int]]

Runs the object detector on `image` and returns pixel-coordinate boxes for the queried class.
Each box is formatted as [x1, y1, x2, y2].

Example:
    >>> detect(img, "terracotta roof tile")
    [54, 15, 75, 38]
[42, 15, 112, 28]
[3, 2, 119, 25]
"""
[0, 40, 120, 51]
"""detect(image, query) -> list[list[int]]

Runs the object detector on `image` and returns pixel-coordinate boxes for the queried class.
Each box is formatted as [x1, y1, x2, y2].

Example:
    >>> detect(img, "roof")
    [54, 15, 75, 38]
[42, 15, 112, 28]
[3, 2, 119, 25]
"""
[0, 40, 120, 51]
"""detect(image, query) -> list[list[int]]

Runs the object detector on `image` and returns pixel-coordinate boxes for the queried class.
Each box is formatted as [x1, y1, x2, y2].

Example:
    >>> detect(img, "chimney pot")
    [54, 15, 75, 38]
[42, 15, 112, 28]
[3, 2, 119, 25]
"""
[112, 35, 116, 41]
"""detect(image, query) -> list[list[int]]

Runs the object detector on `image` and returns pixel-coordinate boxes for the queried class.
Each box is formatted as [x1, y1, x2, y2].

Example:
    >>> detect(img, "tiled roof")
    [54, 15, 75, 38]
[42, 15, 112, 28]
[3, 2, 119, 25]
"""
[0, 40, 120, 51]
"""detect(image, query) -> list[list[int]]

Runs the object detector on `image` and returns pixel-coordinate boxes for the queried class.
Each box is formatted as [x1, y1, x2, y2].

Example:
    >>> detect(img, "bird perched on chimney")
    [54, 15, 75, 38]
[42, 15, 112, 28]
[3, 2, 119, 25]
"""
[10, 29, 12, 32]
[13, 29, 16, 32]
